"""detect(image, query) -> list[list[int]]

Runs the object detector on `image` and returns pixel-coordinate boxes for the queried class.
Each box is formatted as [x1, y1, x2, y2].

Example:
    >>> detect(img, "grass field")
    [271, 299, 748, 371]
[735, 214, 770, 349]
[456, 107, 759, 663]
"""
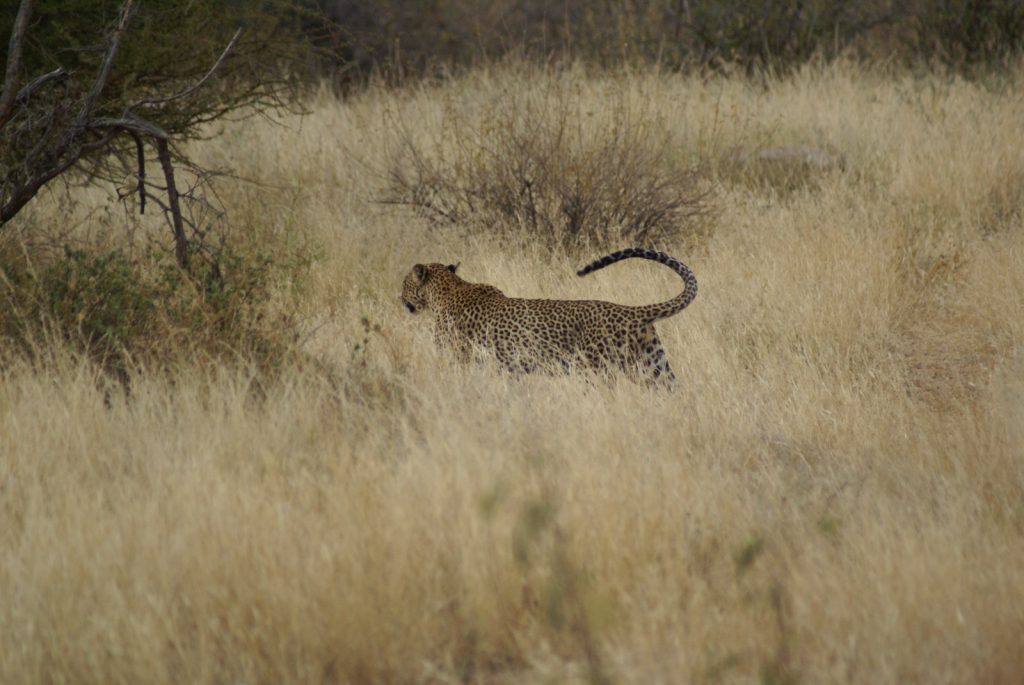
[2, 61, 1024, 683]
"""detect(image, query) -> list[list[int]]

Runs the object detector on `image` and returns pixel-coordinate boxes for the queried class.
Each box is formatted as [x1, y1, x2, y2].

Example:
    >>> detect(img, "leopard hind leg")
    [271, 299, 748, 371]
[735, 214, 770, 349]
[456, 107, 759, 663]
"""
[640, 331, 676, 389]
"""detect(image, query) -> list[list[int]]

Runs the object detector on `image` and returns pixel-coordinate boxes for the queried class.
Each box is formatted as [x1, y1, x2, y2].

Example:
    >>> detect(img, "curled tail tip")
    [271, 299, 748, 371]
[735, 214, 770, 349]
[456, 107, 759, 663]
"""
[577, 263, 599, 276]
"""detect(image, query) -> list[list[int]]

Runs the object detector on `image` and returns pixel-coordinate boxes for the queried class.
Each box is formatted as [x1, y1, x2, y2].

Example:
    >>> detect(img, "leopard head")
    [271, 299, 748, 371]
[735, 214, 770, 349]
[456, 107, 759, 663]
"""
[401, 262, 459, 314]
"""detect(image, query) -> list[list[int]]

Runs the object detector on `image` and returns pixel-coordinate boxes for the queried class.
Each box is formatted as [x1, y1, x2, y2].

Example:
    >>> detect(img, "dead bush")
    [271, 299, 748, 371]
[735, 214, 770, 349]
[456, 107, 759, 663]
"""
[382, 70, 711, 250]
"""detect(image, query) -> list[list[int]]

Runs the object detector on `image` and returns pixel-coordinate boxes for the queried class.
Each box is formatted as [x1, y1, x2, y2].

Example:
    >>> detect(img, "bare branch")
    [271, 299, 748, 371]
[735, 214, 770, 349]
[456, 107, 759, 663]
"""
[1, 129, 116, 223]
[90, 115, 169, 140]
[155, 138, 189, 270]
[72, 0, 135, 133]
[129, 130, 146, 215]
[129, 28, 243, 111]
[0, 0, 33, 127]
[15, 67, 68, 105]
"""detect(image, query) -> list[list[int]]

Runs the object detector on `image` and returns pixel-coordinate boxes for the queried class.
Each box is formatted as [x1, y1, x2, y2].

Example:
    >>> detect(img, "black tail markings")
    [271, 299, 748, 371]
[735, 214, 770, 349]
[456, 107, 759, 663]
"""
[577, 247, 698, 323]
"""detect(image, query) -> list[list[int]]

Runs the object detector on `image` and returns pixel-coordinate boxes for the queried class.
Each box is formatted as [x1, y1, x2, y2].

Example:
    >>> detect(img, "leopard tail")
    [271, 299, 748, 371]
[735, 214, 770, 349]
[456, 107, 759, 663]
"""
[576, 247, 698, 323]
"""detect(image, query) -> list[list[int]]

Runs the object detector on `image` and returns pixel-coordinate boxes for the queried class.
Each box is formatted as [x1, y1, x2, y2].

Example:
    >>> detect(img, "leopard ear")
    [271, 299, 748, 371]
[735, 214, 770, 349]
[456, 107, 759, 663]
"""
[447, 262, 460, 273]
[414, 264, 428, 282]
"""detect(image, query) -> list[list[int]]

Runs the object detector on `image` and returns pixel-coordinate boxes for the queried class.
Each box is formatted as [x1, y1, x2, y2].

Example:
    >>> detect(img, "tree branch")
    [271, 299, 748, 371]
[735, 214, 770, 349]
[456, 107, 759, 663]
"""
[0, 0, 299, 275]
[129, 28, 243, 111]
[15, 67, 68, 105]
[155, 138, 189, 270]
[130, 130, 146, 214]
[0, 0, 33, 128]
[90, 115, 169, 140]
[0, 130, 116, 223]
[2, 0, 136, 227]
[72, 0, 135, 133]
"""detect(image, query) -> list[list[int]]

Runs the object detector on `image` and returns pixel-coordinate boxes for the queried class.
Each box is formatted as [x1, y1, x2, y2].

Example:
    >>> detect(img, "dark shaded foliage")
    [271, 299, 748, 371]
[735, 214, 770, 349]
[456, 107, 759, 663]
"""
[315, 0, 1024, 82]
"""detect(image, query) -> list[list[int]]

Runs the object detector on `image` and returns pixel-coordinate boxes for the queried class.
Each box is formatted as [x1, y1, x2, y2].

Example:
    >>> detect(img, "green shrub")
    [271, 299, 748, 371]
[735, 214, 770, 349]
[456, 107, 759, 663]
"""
[0, 239, 301, 377]
[41, 248, 157, 364]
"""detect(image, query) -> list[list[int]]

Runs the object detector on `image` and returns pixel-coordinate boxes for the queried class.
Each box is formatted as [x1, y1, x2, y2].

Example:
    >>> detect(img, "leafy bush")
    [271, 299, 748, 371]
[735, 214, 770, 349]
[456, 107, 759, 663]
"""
[0, 238, 302, 377]
[38, 248, 157, 364]
[383, 70, 709, 249]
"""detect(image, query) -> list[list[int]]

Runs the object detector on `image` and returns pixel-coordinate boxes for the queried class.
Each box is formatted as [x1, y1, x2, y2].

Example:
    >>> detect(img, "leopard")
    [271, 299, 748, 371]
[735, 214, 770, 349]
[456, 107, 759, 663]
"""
[400, 247, 698, 386]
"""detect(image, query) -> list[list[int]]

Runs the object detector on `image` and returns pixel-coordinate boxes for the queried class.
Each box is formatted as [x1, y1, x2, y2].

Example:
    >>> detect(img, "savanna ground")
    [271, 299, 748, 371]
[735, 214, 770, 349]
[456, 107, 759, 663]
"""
[2, 61, 1024, 683]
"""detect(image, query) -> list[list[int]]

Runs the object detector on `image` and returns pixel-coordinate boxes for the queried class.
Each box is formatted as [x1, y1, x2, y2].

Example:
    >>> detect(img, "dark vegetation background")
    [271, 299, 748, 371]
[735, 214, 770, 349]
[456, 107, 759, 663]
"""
[313, 0, 1024, 81]
[7, 1, 1019, 87]
[1, 0, 1022, 376]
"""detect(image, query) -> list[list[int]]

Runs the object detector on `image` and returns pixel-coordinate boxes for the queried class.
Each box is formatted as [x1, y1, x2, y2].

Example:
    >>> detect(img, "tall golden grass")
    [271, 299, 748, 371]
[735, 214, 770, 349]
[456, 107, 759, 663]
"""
[2, 61, 1024, 683]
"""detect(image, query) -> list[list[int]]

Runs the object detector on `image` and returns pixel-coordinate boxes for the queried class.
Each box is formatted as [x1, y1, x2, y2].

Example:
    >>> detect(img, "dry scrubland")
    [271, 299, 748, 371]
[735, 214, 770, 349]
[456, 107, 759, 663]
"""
[3, 62, 1024, 683]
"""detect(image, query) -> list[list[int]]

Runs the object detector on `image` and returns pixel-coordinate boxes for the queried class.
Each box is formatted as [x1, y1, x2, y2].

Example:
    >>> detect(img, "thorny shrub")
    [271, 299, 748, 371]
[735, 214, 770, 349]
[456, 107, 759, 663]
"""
[383, 71, 711, 250]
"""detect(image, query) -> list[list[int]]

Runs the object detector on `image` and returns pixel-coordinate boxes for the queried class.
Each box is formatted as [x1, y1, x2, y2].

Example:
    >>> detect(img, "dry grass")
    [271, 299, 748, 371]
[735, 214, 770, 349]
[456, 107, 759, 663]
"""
[2, 61, 1024, 684]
